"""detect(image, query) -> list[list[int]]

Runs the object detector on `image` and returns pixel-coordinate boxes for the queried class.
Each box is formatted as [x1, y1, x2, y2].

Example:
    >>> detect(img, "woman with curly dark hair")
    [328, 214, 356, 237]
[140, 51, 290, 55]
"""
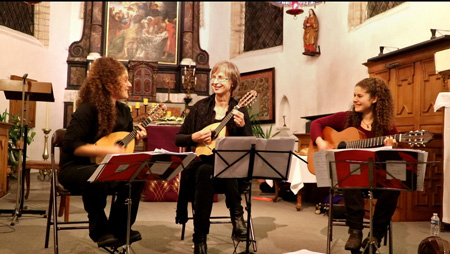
[59, 56, 147, 248]
[310, 77, 399, 253]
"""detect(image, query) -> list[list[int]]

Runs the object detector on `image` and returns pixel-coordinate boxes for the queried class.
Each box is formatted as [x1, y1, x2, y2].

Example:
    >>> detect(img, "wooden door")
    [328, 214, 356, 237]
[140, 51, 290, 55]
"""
[368, 55, 446, 221]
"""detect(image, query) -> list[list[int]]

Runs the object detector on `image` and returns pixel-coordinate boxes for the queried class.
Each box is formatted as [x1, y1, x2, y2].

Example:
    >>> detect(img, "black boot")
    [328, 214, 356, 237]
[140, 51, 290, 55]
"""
[193, 233, 207, 254]
[230, 207, 247, 240]
[345, 228, 363, 250]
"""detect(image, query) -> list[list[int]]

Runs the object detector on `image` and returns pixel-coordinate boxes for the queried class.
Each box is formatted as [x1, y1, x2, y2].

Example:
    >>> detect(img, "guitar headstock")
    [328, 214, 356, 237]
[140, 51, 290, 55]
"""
[400, 130, 434, 147]
[238, 90, 258, 108]
[148, 102, 168, 121]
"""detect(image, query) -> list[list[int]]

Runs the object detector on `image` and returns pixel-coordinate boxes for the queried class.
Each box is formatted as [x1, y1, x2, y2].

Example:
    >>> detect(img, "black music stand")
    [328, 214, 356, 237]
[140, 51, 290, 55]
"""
[322, 148, 430, 254]
[213, 137, 295, 254]
[91, 150, 196, 254]
[0, 75, 54, 225]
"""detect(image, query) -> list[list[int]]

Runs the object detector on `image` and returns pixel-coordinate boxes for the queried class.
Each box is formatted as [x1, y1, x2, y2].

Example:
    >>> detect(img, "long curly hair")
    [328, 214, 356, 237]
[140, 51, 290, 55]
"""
[76, 57, 127, 138]
[346, 77, 395, 137]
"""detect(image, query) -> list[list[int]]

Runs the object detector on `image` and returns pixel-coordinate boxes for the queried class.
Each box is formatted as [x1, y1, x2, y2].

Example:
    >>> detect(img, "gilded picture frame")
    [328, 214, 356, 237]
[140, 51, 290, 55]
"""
[104, 2, 179, 64]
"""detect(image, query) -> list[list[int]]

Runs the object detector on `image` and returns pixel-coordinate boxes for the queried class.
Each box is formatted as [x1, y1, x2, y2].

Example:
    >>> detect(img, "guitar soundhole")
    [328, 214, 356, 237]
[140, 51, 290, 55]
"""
[337, 142, 347, 149]
[116, 140, 125, 147]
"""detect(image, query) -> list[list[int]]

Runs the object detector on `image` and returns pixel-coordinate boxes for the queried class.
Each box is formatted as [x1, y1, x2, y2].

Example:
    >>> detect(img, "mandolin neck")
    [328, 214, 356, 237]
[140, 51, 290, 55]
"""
[212, 105, 240, 139]
[118, 116, 153, 147]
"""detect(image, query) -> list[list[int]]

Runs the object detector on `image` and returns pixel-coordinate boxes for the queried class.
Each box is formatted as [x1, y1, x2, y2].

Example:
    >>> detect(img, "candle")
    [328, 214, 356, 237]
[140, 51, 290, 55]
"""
[152, 103, 156, 107]
[143, 98, 148, 105]
[73, 92, 77, 113]
[135, 102, 140, 109]
[45, 102, 49, 129]
[166, 111, 172, 117]
[129, 105, 133, 112]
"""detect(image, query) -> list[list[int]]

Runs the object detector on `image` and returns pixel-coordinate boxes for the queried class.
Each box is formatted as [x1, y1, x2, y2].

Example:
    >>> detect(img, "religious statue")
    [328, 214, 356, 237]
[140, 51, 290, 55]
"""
[303, 8, 320, 56]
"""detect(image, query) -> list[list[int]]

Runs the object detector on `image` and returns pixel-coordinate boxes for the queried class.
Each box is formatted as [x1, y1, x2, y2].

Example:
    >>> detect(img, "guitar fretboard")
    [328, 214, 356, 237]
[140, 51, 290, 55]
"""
[344, 134, 401, 148]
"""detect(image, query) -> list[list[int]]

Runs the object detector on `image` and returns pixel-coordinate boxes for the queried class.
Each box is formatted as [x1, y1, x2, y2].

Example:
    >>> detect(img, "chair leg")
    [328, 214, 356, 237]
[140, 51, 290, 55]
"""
[45, 186, 53, 248]
[388, 222, 393, 254]
[64, 196, 70, 222]
[58, 196, 65, 217]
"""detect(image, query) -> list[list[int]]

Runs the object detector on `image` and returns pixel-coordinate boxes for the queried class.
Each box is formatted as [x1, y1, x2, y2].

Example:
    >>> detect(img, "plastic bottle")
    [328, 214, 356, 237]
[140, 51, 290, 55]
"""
[431, 213, 440, 236]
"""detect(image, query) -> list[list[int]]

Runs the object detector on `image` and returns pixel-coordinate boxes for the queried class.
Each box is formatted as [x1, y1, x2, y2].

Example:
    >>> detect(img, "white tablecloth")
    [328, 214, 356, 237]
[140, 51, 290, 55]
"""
[434, 92, 450, 224]
[267, 155, 316, 195]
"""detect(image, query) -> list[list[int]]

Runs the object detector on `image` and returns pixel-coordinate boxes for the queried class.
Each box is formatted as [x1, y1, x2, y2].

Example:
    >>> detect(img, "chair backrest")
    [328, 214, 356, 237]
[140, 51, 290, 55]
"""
[51, 129, 68, 193]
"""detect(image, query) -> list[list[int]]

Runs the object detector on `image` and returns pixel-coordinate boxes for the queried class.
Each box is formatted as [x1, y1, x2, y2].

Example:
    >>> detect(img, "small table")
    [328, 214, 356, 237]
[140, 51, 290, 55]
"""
[268, 154, 316, 211]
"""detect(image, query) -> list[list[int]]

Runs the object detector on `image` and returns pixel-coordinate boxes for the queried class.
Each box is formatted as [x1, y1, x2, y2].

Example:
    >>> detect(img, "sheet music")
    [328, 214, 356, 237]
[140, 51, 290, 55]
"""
[315, 148, 428, 190]
[313, 150, 335, 187]
[416, 151, 428, 191]
[88, 150, 196, 182]
[214, 137, 294, 179]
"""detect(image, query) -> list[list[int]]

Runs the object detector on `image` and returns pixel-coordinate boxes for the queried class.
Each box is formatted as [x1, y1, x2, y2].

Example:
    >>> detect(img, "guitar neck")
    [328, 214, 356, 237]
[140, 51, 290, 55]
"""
[344, 133, 401, 149]
[119, 117, 153, 147]
[212, 105, 240, 139]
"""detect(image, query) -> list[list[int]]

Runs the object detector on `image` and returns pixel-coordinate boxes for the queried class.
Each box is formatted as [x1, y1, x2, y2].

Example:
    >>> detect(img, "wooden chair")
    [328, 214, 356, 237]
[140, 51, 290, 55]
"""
[44, 129, 89, 253]
[44, 129, 118, 253]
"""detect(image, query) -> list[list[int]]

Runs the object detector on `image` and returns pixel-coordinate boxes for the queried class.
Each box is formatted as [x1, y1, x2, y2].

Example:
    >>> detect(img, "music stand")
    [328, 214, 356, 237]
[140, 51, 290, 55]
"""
[90, 150, 195, 254]
[213, 137, 295, 254]
[322, 148, 431, 254]
[0, 75, 54, 225]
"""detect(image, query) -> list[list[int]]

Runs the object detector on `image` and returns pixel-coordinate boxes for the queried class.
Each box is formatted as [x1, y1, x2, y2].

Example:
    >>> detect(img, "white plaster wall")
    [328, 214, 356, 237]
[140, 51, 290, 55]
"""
[2, 2, 450, 160]
[0, 2, 82, 160]
[202, 2, 450, 136]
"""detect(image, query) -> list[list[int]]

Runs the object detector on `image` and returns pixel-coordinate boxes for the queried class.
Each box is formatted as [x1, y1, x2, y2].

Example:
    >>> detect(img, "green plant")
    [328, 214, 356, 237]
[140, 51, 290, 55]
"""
[1, 109, 36, 175]
[248, 107, 280, 139]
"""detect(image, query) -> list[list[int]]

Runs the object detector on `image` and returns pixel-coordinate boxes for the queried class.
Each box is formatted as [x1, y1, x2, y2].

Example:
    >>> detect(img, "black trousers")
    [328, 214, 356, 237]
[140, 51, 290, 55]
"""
[193, 162, 243, 235]
[59, 164, 145, 241]
[343, 189, 400, 238]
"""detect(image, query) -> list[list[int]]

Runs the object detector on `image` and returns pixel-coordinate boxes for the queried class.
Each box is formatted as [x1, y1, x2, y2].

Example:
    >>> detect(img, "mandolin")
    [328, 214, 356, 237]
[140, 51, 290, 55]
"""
[306, 126, 434, 174]
[195, 90, 258, 156]
[94, 102, 167, 164]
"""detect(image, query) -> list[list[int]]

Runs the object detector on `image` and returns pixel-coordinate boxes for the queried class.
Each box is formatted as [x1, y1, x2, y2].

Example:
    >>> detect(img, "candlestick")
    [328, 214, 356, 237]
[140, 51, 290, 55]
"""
[42, 128, 51, 161]
[135, 108, 139, 117]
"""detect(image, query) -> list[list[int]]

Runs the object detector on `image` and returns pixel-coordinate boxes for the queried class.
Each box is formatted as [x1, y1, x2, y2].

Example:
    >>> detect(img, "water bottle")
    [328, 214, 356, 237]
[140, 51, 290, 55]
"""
[431, 213, 440, 236]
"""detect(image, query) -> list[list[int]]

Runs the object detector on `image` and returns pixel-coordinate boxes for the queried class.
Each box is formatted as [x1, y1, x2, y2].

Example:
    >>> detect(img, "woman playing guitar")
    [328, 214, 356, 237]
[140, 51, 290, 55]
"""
[175, 61, 252, 254]
[310, 77, 398, 253]
[58, 57, 147, 248]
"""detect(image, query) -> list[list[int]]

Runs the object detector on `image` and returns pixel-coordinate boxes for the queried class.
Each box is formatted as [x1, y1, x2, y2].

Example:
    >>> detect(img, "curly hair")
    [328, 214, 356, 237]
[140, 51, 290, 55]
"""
[346, 77, 395, 137]
[76, 57, 127, 138]
[211, 61, 240, 94]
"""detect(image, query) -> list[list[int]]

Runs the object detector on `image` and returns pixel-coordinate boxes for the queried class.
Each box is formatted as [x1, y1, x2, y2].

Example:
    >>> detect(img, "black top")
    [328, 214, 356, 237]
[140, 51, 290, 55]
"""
[60, 101, 133, 171]
[175, 94, 253, 150]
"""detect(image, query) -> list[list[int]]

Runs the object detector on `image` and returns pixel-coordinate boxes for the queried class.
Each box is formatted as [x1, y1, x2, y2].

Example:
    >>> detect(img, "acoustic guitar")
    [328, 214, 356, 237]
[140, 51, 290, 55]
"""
[306, 126, 434, 174]
[195, 90, 258, 156]
[94, 102, 167, 164]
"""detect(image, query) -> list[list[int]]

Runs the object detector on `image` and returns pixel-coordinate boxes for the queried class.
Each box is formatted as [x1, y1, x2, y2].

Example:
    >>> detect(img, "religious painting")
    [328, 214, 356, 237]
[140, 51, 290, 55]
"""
[104, 2, 179, 64]
[236, 68, 275, 124]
